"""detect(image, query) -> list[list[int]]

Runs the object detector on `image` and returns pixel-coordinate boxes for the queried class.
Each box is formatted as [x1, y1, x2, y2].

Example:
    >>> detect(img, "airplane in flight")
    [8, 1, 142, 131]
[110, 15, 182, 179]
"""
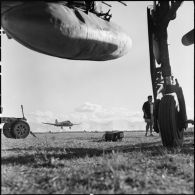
[42, 119, 81, 129]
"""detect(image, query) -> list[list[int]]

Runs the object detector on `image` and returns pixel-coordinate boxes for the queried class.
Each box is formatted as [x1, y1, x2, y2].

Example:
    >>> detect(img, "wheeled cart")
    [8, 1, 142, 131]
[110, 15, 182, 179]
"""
[1, 105, 33, 139]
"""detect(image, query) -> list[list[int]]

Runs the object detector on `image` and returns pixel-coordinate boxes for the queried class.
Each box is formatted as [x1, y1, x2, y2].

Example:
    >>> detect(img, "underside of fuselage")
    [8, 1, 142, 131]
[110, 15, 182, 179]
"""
[1, 1, 132, 61]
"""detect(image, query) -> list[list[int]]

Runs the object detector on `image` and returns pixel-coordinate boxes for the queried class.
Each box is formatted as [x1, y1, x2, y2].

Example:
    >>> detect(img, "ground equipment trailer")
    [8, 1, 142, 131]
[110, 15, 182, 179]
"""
[147, 1, 194, 147]
[103, 131, 124, 142]
[1, 105, 32, 139]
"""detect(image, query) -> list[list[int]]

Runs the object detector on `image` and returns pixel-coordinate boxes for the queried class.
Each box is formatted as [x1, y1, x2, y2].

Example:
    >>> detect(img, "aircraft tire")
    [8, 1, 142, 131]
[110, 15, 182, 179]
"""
[12, 121, 30, 139]
[158, 95, 184, 147]
[176, 86, 187, 129]
[3, 123, 14, 138]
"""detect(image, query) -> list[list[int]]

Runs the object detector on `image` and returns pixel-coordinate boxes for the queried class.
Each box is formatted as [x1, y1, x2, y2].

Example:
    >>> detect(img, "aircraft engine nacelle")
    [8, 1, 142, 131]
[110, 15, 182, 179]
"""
[1, 2, 132, 61]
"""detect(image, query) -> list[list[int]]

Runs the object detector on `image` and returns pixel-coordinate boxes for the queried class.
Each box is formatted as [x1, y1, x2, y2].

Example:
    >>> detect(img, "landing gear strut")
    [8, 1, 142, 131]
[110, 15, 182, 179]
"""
[147, 2, 191, 147]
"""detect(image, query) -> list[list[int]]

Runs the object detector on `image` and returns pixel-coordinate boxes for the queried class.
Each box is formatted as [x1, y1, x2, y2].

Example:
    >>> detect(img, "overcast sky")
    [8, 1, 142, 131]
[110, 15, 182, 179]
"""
[1, 1, 194, 132]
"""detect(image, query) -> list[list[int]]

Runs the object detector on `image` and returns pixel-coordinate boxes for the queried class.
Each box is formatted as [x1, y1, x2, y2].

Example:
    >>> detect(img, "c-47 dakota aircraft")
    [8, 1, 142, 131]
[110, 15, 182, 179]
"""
[42, 120, 81, 129]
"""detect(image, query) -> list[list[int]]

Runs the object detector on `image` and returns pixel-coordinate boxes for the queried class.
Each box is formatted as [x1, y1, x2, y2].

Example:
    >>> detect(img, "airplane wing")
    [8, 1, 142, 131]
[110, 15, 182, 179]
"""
[72, 123, 81, 126]
[42, 122, 56, 126]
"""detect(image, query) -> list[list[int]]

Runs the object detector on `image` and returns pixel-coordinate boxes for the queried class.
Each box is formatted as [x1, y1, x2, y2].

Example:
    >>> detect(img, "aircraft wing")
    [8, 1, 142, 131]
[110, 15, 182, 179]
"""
[42, 122, 56, 126]
[72, 123, 81, 126]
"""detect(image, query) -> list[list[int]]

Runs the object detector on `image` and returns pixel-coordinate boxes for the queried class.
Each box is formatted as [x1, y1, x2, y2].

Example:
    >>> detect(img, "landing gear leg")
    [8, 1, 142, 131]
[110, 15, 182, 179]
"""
[147, 2, 188, 147]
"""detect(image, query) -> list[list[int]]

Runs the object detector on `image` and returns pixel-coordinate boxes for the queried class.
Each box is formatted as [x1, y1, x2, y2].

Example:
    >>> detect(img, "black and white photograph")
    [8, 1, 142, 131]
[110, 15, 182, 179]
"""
[1, 1, 194, 194]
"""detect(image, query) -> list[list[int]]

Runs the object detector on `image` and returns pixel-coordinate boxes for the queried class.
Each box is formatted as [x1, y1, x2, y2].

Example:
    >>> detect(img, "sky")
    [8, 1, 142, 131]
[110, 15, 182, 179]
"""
[1, 1, 194, 132]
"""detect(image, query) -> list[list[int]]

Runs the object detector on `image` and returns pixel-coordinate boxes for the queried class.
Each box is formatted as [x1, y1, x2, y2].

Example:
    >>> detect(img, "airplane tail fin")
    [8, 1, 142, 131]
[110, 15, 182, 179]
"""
[55, 119, 58, 124]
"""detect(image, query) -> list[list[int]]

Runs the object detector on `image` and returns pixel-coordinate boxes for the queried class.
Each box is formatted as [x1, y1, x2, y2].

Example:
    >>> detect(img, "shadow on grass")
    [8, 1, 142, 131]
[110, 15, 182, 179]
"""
[1, 147, 104, 167]
[2, 137, 194, 167]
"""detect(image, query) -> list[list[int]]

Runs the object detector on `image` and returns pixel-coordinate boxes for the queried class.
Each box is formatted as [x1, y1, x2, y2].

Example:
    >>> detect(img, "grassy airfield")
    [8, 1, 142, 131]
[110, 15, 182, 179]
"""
[1, 128, 194, 194]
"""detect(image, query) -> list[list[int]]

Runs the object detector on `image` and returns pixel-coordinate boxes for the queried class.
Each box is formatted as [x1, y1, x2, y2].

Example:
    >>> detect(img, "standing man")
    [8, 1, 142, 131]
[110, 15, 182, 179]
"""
[142, 95, 154, 136]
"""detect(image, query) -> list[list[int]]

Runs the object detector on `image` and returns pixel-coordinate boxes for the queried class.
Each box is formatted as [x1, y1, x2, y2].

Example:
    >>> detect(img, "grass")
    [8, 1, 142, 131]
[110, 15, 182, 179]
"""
[1, 128, 194, 194]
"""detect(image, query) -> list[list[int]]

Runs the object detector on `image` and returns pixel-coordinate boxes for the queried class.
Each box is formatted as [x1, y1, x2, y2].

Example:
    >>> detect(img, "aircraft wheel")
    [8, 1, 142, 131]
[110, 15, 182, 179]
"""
[12, 121, 30, 139]
[3, 123, 14, 138]
[158, 95, 184, 147]
[176, 86, 187, 129]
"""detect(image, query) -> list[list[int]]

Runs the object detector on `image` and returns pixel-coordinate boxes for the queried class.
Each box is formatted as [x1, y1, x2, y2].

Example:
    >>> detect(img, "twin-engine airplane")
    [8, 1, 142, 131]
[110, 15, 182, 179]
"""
[42, 120, 81, 129]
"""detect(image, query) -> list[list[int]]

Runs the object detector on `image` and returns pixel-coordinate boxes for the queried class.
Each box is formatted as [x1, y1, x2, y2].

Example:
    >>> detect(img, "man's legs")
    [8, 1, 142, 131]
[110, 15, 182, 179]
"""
[149, 116, 154, 136]
[149, 122, 153, 136]
[145, 122, 149, 136]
